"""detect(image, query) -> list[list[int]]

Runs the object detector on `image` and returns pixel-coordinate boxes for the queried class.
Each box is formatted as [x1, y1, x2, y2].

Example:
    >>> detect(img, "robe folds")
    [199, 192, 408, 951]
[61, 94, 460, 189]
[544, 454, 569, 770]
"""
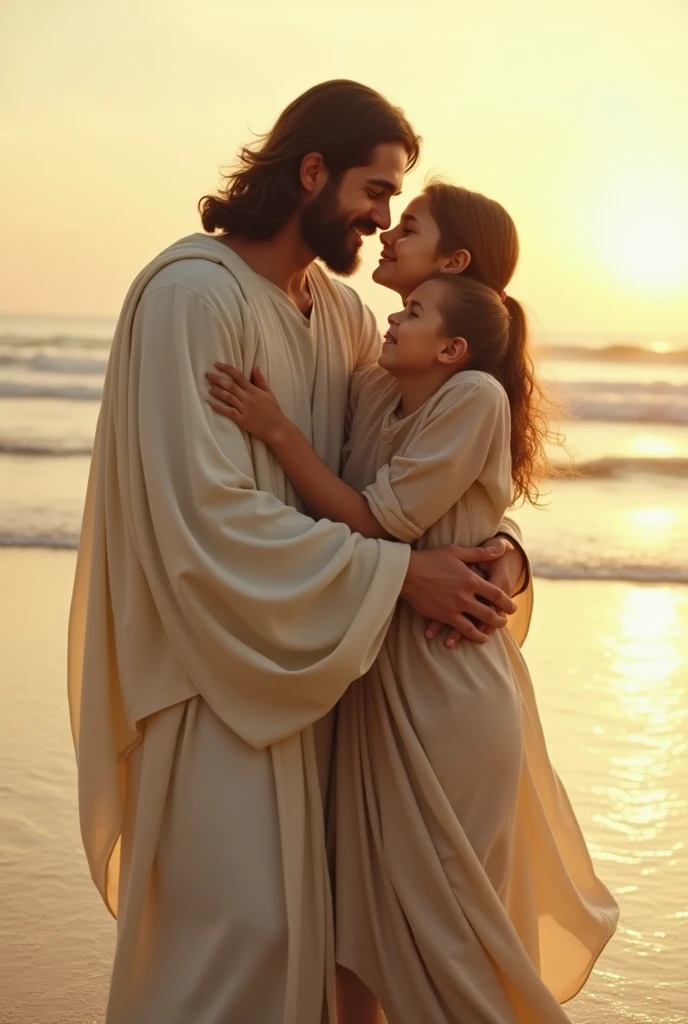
[334, 368, 619, 1024]
[68, 234, 533, 1024]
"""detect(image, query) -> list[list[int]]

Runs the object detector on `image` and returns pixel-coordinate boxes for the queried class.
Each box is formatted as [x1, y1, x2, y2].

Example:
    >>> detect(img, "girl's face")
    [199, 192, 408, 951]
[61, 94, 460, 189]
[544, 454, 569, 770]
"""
[378, 278, 466, 376]
[373, 194, 449, 299]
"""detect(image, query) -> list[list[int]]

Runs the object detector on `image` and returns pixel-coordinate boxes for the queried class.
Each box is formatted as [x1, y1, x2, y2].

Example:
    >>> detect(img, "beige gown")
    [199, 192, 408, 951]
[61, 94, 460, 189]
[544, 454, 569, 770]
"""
[67, 234, 533, 1024]
[334, 367, 619, 1024]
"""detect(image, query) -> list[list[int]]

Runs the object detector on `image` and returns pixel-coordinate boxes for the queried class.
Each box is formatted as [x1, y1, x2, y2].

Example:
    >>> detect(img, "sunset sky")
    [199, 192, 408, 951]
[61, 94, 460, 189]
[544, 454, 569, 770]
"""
[2, 0, 687, 338]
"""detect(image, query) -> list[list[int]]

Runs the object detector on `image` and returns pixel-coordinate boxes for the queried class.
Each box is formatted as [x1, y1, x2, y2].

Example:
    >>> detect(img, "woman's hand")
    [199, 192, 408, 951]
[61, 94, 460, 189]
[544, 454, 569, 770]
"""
[206, 363, 288, 447]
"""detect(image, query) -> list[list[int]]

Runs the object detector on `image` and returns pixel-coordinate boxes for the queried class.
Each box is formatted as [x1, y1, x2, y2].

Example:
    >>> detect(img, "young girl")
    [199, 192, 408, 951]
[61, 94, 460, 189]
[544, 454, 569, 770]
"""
[206, 186, 618, 1023]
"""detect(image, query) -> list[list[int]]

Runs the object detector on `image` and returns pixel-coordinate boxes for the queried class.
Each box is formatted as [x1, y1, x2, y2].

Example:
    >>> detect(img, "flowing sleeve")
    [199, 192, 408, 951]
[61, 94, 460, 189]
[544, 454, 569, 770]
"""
[363, 376, 512, 542]
[126, 283, 410, 748]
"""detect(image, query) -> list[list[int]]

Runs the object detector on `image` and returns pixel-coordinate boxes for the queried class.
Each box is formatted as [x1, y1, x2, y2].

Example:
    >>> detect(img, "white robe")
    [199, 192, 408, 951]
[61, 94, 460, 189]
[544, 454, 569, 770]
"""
[67, 233, 533, 1024]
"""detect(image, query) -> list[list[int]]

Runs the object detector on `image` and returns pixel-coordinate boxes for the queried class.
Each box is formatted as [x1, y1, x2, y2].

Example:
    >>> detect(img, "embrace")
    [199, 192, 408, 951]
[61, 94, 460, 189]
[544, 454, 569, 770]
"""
[68, 80, 618, 1023]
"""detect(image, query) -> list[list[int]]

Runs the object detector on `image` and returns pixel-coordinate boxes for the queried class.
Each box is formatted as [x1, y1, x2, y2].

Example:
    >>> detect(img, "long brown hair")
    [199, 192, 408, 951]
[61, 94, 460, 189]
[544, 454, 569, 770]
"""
[199, 81, 420, 241]
[425, 181, 559, 505]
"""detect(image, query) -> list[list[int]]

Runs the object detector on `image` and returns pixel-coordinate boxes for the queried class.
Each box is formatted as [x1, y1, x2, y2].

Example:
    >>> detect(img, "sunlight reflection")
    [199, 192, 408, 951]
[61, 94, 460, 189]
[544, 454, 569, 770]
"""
[598, 588, 687, 850]
[627, 506, 677, 532]
[631, 435, 678, 459]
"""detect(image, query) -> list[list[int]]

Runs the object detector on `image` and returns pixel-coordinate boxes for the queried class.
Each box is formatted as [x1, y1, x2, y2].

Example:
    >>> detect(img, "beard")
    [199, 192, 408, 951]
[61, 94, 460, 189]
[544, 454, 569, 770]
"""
[300, 178, 377, 276]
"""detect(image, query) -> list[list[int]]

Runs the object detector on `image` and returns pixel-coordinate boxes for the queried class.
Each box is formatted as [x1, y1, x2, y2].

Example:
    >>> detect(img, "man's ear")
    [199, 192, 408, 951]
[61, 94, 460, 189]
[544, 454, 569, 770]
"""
[440, 249, 472, 275]
[438, 335, 468, 365]
[300, 153, 327, 194]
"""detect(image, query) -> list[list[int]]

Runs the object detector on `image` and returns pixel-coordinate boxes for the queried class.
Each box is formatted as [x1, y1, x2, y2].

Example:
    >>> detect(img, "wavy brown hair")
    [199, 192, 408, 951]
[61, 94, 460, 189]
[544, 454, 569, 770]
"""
[199, 80, 421, 241]
[425, 181, 561, 505]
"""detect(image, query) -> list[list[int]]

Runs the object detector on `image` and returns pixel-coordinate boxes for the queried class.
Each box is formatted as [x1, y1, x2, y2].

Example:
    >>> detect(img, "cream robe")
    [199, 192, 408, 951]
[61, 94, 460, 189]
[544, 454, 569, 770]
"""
[67, 234, 532, 1024]
[334, 368, 619, 1024]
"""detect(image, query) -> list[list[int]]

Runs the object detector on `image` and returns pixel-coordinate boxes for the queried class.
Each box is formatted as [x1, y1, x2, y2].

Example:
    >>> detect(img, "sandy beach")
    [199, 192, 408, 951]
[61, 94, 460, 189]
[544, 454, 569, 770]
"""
[1, 548, 686, 1022]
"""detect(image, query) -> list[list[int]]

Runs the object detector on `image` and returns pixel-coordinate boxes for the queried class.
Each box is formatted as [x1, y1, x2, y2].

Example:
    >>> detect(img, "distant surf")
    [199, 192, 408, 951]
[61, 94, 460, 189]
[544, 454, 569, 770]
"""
[2, 527, 685, 585]
[3, 376, 687, 426]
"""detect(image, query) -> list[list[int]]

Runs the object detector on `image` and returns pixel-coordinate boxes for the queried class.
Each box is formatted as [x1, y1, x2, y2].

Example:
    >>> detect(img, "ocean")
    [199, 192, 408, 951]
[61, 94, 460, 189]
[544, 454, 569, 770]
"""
[1, 314, 687, 1022]
[1, 313, 688, 582]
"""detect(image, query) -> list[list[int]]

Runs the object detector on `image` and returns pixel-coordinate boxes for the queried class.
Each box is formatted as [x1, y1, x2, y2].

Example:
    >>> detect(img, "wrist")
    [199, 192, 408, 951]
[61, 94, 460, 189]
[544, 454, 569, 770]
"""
[400, 550, 420, 602]
[267, 417, 295, 452]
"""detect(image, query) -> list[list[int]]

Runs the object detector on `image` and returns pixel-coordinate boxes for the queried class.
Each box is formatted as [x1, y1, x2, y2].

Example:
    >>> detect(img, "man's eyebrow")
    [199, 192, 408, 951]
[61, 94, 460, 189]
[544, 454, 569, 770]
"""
[366, 177, 403, 197]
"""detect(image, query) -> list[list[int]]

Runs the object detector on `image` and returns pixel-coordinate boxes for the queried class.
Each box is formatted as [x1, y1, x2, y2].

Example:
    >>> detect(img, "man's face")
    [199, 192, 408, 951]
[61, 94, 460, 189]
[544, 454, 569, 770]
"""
[300, 142, 407, 276]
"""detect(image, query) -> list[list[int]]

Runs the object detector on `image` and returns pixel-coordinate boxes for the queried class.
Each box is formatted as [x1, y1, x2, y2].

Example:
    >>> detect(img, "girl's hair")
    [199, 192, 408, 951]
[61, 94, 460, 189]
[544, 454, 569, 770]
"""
[424, 180, 560, 505]
[199, 80, 420, 241]
[432, 273, 553, 505]
[424, 180, 520, 292]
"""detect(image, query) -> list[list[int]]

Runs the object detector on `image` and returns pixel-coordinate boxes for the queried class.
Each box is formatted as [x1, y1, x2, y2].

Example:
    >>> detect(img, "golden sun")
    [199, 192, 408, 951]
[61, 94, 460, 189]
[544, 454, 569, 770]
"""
[597, 179, 688, 290]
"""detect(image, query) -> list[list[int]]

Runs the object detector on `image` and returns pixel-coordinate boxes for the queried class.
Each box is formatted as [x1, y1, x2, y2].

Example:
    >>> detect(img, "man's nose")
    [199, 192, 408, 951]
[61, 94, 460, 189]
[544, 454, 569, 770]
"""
[372, 201, 392, 232]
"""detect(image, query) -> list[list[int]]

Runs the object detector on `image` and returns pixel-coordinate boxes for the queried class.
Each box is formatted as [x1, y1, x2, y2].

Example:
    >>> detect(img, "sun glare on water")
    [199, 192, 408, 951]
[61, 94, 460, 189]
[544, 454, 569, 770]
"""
[628, 506, 677, 532]
[649, 340, 673, 354]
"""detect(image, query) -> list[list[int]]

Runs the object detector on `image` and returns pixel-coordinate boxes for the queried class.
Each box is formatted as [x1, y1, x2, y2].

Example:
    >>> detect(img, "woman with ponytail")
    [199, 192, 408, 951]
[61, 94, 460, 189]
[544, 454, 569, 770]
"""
[207, 184, 618, 1023]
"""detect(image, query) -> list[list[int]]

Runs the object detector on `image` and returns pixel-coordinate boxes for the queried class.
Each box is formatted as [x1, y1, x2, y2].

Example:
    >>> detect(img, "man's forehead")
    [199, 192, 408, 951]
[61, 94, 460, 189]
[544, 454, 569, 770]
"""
[360, 142, 408, 192]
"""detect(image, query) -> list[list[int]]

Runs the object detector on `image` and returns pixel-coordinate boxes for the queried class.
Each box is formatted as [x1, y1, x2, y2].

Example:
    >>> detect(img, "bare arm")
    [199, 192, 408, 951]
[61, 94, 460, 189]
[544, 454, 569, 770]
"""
[207, 363, 517, 640]
[274, 424, 391, 538]
[208, 363, 389, 537]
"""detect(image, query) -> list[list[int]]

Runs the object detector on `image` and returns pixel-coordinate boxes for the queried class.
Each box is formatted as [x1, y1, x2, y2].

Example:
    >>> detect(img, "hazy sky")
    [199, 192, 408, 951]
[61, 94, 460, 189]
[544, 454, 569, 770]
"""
[2, 0, 687, 338]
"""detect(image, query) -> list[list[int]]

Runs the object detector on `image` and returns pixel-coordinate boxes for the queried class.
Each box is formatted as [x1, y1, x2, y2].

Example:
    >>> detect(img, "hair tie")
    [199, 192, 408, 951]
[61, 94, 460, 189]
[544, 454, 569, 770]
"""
[500, 290, 508, 303]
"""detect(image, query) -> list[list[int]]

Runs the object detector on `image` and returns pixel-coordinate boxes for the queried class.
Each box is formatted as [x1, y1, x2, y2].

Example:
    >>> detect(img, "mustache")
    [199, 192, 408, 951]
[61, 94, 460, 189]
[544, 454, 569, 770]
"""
[351, 219, 378, 236]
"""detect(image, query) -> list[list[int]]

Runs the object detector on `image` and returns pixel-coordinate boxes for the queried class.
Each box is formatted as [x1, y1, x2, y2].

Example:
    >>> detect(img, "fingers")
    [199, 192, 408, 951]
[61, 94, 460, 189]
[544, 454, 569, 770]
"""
[425, 623, 465, 649]
[472, 576, 517, 614]
[451, 541, 505, 564]
[474, 560, 494, 576]
[206, 373, 246, 404]
[251, 366, 270, 390]
[212, 363, 252, 390]
[425, 611, 503, 647]
[477, 606, 508, 630]
[461, 598, 507, 629]
[209, 401, 239, 420]
[448, 615, 490, 644]
[480, 537, 509, 557]
[213, 363, 272, 395]
[208, 383, 243, 410]
[425, 619, 497, 647]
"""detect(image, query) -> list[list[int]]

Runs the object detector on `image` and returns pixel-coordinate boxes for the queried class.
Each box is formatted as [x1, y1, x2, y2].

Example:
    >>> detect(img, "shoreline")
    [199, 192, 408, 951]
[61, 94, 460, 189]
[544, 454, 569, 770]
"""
[1, 545, 687, 588]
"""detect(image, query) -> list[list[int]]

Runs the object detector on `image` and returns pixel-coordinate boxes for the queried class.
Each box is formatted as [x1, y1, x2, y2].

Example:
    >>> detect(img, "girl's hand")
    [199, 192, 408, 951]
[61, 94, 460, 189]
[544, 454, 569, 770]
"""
[206, 363, 288, 447]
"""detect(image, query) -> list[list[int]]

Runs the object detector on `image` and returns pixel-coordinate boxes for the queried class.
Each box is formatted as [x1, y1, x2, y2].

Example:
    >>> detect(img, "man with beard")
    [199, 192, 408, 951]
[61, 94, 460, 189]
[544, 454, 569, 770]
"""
[68, 80, 530, 1024]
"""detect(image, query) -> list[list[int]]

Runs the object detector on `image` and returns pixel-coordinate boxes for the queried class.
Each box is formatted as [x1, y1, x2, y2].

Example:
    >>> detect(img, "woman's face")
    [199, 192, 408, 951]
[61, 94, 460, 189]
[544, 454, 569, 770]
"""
[372, 194, 448, 300]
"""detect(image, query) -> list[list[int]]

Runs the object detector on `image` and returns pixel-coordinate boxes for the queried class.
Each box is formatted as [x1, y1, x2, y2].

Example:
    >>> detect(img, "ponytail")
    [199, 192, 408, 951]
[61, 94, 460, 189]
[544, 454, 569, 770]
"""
[493, 296, 555, 505]
[432, 274, 561, 505]
[422, 182, 563, 502]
